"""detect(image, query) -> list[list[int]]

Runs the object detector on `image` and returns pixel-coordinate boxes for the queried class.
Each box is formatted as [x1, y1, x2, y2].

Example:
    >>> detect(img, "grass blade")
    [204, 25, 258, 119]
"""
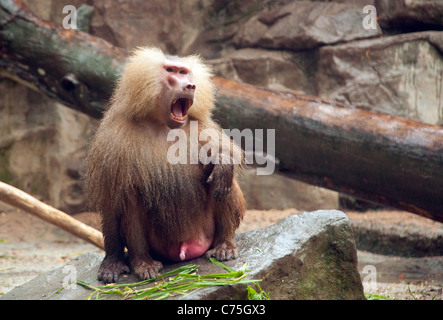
[209, 257, 236, 272]
[78, 260, 268, 300]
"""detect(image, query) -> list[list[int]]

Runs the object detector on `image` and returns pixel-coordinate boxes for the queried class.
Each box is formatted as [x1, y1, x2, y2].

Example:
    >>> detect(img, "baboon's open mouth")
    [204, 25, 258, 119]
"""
[170, 98, 193, 122]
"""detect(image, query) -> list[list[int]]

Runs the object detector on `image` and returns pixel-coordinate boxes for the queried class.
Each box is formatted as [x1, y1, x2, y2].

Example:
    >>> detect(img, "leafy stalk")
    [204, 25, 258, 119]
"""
[76, 260, 268, 300]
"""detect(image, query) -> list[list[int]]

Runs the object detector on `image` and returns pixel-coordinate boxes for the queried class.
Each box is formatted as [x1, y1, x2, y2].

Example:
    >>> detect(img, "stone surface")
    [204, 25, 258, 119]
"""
[375, 0, 443, 30]
[24, 0, 193, 53]
[209, 48, 316, 94]
[233, 1, 381, 51]
[0, 252, 103, 300]
[352, 219, 443, 257]
[1, 210, 365, 300]
[0, 80, 98, 213]
[190, 210, 365, 300]
[316, 31, 443, 125]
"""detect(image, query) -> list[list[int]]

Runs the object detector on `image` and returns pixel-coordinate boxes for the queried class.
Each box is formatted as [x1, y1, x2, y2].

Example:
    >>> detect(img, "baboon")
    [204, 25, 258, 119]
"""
[85, 47, 245, 283]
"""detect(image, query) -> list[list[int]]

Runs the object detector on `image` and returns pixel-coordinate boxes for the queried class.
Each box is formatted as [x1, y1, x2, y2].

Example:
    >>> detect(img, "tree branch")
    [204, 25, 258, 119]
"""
[0, 181, 104, 250]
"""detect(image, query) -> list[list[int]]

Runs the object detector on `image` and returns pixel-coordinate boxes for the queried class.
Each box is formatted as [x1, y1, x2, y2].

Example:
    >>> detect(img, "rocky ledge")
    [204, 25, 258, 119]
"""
[2, 210, 365, 300]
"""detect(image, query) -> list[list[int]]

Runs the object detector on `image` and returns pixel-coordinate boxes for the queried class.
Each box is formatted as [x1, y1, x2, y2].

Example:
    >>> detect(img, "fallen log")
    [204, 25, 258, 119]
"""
[212, 79, 443, 222]
[0, 0, 126, 118]
[0, 0, 442, 221]
[0, 181, 104, 250]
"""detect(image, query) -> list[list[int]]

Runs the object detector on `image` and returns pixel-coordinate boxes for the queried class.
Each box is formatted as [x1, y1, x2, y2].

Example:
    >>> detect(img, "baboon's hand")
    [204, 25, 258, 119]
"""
[206, 164, 233, 201]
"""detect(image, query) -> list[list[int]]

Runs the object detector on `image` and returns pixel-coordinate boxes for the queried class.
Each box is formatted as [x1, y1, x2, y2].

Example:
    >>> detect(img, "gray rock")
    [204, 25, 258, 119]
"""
[316, 31, 443, 125]
[1, 210, 365, 300]
[187, 210, 365, 300]
[0, 80, 98, 214]
[353, 219, 443, 257]
[1, 252, 103, 300]
[375, 0, 443, 30]
[209, 48, 317, 95]
[234, 1, 381, 52]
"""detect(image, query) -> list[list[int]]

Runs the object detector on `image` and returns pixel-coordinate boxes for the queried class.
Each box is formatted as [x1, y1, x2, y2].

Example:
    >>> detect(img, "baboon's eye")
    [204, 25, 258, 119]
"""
[179, 70, 187, 75]
[166, 67, 174, 73]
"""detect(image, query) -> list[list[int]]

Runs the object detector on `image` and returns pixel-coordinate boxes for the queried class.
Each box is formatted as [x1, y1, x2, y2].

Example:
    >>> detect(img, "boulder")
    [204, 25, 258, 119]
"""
[234, 1, 381, 52]
[209, 48, 316, 95]
[316, 31, 443, 124]
[1, 210, 365, 300]
[24, 0, 190, 52]
[375, 0, 443, 30]
[0, 80, 98, 214]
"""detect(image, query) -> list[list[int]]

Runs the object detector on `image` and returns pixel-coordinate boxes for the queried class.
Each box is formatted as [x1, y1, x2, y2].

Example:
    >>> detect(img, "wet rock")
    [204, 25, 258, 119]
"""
[188, 210, 365, 300]
[1, 210, 365, 300]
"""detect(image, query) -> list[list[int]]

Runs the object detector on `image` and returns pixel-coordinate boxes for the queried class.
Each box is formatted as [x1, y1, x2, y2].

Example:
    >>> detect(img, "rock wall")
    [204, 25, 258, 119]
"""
[0, 80, 98, 213]
[0, 0, 441, 212]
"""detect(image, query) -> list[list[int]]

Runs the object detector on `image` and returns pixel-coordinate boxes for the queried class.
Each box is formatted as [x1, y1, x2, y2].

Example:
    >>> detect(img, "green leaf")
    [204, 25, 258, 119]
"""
[77, 261, 264, 300]
[209, 257, 236, 272]
[247, 283, 271, 300]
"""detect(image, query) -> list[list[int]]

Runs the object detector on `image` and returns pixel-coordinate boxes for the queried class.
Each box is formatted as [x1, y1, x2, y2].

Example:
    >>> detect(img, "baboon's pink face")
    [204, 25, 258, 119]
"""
[160, 60, 196, 129]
